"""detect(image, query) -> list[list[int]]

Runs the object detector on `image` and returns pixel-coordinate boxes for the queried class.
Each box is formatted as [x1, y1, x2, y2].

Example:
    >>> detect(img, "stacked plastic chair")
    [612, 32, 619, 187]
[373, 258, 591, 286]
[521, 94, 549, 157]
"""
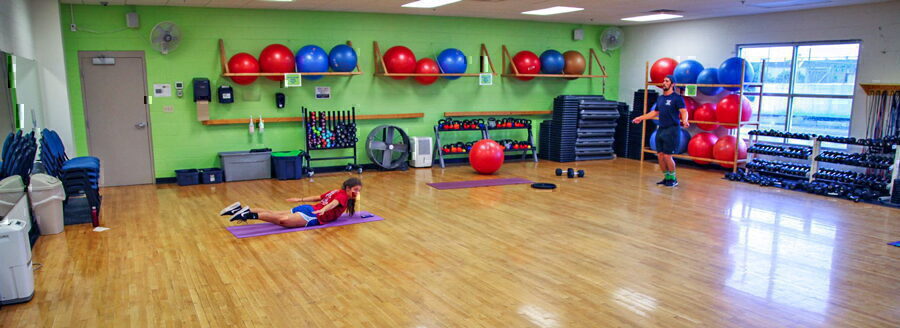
[38, 129, 101, 226]
[1, 131, 38, 183]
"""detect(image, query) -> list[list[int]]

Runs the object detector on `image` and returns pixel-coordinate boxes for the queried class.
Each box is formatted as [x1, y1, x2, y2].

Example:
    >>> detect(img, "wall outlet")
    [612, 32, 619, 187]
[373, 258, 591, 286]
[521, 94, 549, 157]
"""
[70, 24, 77, 32]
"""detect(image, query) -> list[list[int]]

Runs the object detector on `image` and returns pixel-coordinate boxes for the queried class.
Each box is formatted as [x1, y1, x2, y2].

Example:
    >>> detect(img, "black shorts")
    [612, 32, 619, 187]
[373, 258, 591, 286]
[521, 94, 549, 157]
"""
[656, 126, 682, 155]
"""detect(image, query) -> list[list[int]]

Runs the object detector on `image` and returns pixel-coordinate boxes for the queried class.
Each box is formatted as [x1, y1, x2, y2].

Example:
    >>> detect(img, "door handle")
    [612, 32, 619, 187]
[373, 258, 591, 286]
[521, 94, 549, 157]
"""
[135, 122, 147, 128]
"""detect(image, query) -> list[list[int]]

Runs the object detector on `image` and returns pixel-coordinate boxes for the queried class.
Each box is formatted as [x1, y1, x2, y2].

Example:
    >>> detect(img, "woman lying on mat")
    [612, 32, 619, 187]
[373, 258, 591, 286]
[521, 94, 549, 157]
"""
[221, 178, 362, 227]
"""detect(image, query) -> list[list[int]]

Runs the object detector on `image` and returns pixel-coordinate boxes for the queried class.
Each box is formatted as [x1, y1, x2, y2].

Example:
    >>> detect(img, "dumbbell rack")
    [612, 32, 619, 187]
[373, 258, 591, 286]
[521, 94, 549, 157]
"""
[301, 107, 360, 176]
[433, 122, 488, 168]
[746, 132, 900, 197]
[432, 118, 538, 168]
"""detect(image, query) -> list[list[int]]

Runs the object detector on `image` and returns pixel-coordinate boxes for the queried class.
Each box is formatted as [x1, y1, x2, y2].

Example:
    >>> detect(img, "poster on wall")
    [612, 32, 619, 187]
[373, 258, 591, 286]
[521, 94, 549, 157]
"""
[284, 73, 302, 87]
[684, 85, 697, 97]
[479, 73, 493, 86]
[315, 87, 331, 99]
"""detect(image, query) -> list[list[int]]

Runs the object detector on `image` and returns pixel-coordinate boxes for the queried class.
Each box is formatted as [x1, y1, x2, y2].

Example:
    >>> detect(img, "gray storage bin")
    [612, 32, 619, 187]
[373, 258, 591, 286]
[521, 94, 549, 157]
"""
[219, 151, 272, 182]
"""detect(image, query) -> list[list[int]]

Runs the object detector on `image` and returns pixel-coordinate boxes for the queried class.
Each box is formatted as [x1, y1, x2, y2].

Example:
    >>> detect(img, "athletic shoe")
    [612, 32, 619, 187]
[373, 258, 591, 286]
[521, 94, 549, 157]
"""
[664, 180, 679, 187]
[656, 179, 667, 185]
[220, 202, 242, 216]
[229, 206, 251, 222]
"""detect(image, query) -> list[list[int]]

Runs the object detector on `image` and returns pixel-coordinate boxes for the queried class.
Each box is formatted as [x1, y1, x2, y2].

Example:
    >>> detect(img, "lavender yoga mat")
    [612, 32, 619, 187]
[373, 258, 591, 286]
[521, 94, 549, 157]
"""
[427, 178, 532, 190]
[226, 211, 383, 238]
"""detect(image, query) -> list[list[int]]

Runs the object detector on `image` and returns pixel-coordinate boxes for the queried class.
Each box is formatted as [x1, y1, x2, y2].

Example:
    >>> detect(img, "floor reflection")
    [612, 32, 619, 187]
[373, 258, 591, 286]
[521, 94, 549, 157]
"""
[726, 201, 836, 315]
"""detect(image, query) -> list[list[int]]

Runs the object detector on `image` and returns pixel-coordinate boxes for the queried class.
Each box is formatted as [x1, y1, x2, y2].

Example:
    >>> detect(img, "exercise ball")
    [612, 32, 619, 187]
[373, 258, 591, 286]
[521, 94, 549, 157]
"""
[687, 132, 719, 164]
[562, 50, 586, 79]
[227, 53, 259, 85]
[717, 94, 752, 127]
[384, 46, 417, 80]
[329, 44, 358, 72]
[469, 139, 505, 174]
[693, 103, 719, 131]
[697, 68, 722, 95]
[650, 128, 691, 154]
[437, 48, 467, 80]
[650, 57, 678, 83]
[295, 45, 328, 81]
[414, 58, 440, 85]
[718, 57, 755, 91]
[539, 50, 565, 74]
[512, 51, 541, 81]
[712, 136, 748, 168]
[673, 59, 704, 84]
[259, 44, 295, 81]
[684, 96, 698, 120]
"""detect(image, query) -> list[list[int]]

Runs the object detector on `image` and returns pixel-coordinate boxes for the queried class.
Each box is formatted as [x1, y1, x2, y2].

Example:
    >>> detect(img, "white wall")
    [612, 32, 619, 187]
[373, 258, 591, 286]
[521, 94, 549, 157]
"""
[618, 1, 900, 138]
[0, 0, 75, 156]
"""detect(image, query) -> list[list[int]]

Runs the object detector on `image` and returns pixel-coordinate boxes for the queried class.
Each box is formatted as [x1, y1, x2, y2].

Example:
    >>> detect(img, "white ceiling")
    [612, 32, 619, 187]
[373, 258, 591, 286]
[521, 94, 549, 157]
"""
[60, 0, 890, 25]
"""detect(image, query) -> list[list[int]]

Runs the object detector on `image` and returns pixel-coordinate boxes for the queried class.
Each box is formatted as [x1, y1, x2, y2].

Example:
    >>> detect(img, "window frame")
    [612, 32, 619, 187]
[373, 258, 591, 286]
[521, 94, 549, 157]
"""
[736, 40, 861, 145]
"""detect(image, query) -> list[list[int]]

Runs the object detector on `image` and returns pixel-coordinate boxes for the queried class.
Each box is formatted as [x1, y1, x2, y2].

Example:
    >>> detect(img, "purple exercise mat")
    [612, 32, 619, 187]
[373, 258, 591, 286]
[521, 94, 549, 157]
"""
[226, 211, 384, 238]
[427, 177, 532, 190]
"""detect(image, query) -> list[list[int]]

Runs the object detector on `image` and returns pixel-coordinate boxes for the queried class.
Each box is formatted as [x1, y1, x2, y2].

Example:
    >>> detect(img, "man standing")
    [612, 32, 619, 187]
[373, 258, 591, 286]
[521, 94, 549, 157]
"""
[632, 75, 690, 186]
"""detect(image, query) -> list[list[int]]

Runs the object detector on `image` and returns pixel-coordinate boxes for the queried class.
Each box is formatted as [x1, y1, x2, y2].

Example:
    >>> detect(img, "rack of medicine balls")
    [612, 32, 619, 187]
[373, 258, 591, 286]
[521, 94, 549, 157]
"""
[301, 107, 362, 176]
[726, 129, 900, 205]
[433, 118, 537, 168]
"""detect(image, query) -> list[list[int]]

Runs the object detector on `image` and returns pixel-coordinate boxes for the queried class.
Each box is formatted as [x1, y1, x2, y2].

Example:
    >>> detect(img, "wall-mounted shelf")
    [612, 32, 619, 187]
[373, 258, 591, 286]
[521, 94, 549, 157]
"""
[201, 113, 424, 126]
[372, 42, 496, 77]
[688, 120, 761, 127]
[218, 39, 362, 78]
[501, 45, 608, 79]
[859, 83, 900, 95]
[443, 110, 551, 117]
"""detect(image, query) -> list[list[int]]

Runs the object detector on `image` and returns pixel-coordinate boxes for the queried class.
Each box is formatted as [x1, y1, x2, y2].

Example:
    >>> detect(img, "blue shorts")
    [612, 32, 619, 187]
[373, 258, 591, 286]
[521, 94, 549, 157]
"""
[291, 205, 320, 226]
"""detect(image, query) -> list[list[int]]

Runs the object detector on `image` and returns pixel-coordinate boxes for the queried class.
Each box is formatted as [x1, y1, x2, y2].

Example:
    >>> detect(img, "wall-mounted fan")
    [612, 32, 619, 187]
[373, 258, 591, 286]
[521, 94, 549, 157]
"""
[150, 21, 182, 55]
[600, 27, 624, 55]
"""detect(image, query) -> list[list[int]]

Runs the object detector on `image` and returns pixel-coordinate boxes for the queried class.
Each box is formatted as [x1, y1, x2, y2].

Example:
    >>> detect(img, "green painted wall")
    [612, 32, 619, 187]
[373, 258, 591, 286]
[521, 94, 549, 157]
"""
[60, 5, 620, 178]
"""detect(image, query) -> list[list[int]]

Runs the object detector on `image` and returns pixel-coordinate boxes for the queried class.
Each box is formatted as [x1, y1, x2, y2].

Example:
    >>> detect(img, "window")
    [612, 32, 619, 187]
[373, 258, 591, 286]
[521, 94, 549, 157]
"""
[738, 41, 859, 145]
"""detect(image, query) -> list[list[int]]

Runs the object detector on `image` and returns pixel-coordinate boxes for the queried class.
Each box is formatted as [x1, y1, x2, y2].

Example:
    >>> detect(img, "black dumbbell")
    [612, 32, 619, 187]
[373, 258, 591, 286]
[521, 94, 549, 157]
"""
[577, 170, 585, 178]
[555, 168, 563, 176]
[567, 168, 575, 178]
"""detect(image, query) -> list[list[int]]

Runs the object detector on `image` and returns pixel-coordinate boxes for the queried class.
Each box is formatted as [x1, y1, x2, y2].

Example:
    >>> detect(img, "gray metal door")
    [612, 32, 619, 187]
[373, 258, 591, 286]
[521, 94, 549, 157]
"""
[78, 51, 154, 186]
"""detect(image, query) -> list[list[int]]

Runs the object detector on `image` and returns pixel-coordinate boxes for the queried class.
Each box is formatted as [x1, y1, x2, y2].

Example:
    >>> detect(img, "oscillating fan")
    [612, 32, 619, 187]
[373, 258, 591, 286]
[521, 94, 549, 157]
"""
[600, 27, 624, 55]
[150, 21, 182, 55]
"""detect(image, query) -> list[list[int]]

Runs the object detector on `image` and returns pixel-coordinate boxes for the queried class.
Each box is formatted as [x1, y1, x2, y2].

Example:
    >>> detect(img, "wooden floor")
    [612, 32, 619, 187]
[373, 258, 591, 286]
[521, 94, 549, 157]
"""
[1, 159, 898, 327]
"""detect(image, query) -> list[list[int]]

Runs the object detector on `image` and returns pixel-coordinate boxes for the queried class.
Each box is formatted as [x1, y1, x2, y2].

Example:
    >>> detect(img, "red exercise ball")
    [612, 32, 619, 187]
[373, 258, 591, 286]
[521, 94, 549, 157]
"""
[384, 46, 417, 80]
[512, 51, 541, 81]
[259, 44, 295, 81]
[414, 58, 440, 85]
[469, 139, 505, 174]
[712, 136, 748, 168]
[693, 103, 719, 131]
[716, 94, 753, 128]
[227, 53, 260, 85]
[687, 132, 719, 165]
[650, 57, 678, 83]
[684, 96, 698, 120]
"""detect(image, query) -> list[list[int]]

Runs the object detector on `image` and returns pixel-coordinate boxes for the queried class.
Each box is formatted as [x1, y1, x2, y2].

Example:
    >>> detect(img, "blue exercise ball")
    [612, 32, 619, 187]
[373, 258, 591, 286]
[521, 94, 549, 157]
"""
[649, 128, 691, 154]
[539, 50, 565, 74]
[673, 59, 704, 84]
[718, 57, 755, 91]
[697, 68, 722, 95]
[328, 44, 358, 72]
[295, 45, 328, 80]
[437, 48, 467, 80]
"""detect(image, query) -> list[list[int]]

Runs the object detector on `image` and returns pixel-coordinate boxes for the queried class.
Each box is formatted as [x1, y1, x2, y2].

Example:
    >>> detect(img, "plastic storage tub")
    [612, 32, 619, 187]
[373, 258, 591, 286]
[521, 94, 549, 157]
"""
[200, 168, 223, 184]
[219, 151, 272, 182]
[272, 151, 304, 180]
[175, 169, 200, 186]
[28, 174, 65, 235]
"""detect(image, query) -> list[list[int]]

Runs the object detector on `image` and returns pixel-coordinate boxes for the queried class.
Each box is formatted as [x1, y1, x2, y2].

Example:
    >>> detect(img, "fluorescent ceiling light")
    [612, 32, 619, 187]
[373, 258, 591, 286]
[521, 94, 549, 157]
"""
[522, 6, 584, 16]
[751, 0, 831, 8]
[402, 0, 462, 8]
[621, 13, 683, 22]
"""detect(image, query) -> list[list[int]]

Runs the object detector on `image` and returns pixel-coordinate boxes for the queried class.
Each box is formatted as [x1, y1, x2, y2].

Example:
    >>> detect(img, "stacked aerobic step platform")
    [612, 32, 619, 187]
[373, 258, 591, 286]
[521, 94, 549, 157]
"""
[543, 95, 621, 162]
